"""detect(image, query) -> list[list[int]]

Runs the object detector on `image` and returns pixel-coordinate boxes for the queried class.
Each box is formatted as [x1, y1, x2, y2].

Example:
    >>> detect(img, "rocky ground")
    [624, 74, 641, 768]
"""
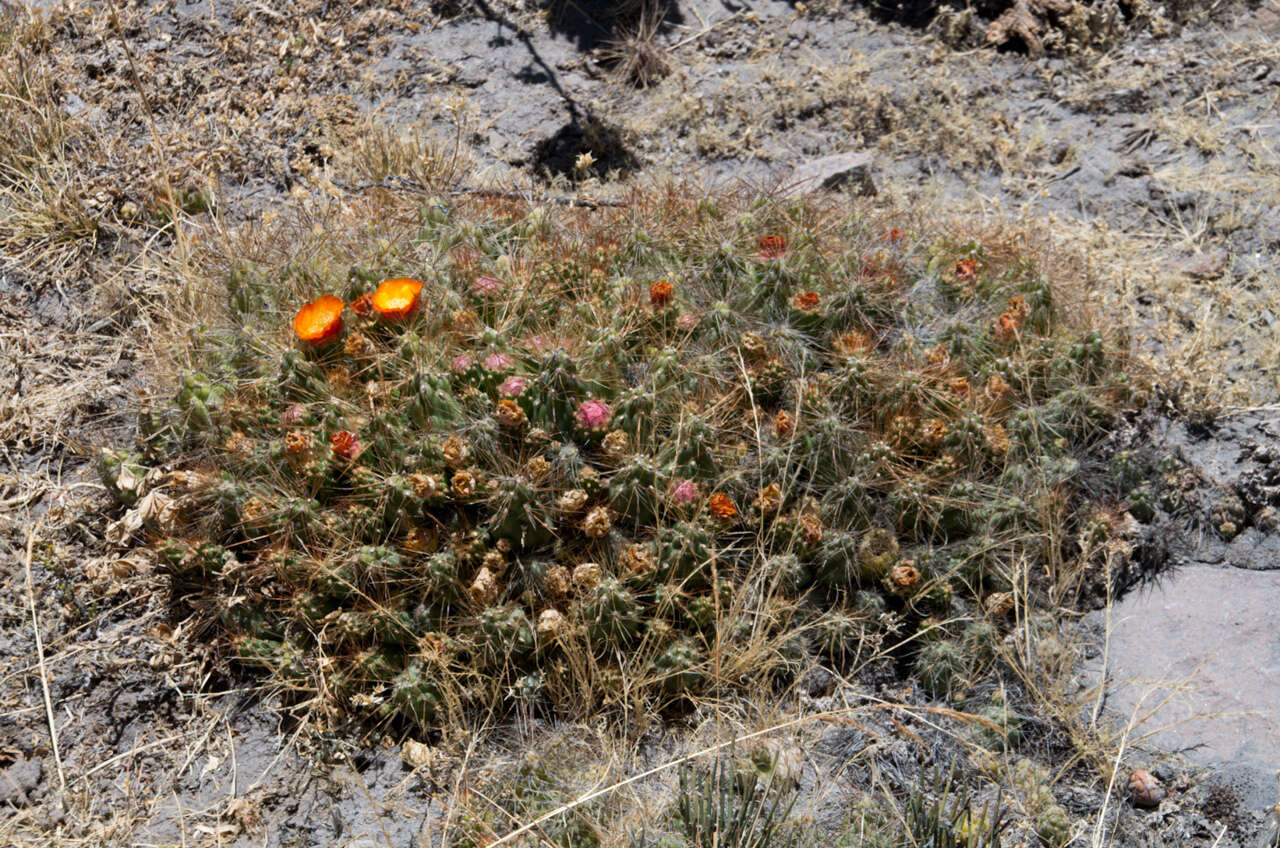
[2, 0, 1280, 845]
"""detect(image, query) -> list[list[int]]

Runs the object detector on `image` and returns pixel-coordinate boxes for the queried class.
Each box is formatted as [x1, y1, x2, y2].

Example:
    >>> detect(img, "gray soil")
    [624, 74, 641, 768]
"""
[3, 0, 1280, 844]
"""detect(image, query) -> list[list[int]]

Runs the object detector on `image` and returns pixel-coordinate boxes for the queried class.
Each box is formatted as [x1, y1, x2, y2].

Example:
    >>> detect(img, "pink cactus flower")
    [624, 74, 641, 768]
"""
[451, 354, 476, 373]
[498, 375, 528, 397]
[281, 403, 308, 425]
[484, 352, 515, 372]
[471, 275, 503, 297]
[576, 400, 612, 431]
[671, 479, 699, 504]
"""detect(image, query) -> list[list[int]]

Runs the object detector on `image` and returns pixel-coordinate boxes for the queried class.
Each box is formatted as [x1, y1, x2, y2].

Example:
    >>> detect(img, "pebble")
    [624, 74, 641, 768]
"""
[1128, 769, 1167, 808]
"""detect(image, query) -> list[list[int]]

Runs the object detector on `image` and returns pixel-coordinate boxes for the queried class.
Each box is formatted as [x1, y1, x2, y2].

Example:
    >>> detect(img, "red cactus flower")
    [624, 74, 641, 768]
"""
[484, 352, 515, 372]
[792, 291, 820, 311]
[576, 400, 612, 432]
[955, 258, 979, 280]
[757, 234, 788, 261]
[649, 280, 674, 307]
[708, 492, 737, 520]
[293, 295, 345, 345]
[670, 479, 699, 504]
[499, 375, 528, 397]
[330, 430, 361, 461]
[281, 403, 308, 426]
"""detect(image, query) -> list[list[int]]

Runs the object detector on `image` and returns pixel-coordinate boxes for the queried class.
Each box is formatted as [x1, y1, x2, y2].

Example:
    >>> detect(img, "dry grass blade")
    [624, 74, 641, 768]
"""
[22, 518, 66, 799]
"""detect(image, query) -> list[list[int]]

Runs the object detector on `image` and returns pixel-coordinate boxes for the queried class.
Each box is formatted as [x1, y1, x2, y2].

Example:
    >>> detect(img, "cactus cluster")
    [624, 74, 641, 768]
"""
[120, 200, 1135, 727]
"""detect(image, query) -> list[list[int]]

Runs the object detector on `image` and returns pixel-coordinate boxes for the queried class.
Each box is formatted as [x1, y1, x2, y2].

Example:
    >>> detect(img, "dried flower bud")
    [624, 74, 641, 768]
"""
[984, 591, 1014, 618]
[468, 567, 499, 606]
[754, 483, 783, 514]
[482, 549, 508, 578]
[582, 506, 613, 538]
[984, 373, 1011, 404]
[622, 544, 655, 575]
[947, 376, 970, 398]
[442, 436, 470, 467]
[525, 455, 551, 481]
[240, 496, 267, 523]
[536, 608, 567, 638]
[451, 469, 477, 499]
[773, 409, 794, 438]
[572, 562, 603, 592]
[601, 429, 630, 459]
[798, 511, 823, 546]
[757, 234, 787, 260]
[326, 365, 353, 394]
[925, 344, 949, 368]
[495, 398, 527, 429]
[410, 472, 442, 501]
[557, 489, 589, 514]
[223, 431, 253, 459]
[450, 308, 479, 332]
[402, 526, 439, 554]
[740, 332, 768, 360]
[984, 423, 1010, 456]
[284, 430, 311, 460]
[343, 331, 371, 357]
[545, 565, 572, 598]
[920, 418, 948, 448]
[834, 330, 872, 356]
[889, 562, 921, 594]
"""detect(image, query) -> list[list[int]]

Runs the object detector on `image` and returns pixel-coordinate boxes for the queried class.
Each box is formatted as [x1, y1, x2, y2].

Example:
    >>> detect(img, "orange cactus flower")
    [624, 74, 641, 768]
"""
[649, 280, 674, 307]
[371, 277, 424, 320]
[350, 293, 375, 316]
[293, 295, 345, 345]
[757, 234, 787, 260]
[708, 492, 738, 520]
[955, 258, 979, 280]
[884, 227, 904, 242]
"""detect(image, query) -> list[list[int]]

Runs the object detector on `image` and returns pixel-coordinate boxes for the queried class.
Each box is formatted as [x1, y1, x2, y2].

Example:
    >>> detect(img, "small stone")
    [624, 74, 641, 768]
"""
[1128, 769, 1166, 808]
[784, 151, 876, 197]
